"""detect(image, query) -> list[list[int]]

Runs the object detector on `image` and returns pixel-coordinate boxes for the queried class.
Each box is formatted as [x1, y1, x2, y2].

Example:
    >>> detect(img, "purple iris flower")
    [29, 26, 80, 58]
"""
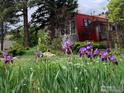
[2, 49, 13, 64]
[86, 51, 92, 59]
[100, 51, 108, 61]
[109, 55, 116, 61]
[86, 41, 93, 50]
[4, 56, 13, 64]
[35, 48, 41, 58]
[106, 48, 111, 53]
[2, 51, 8, 57]
[93, 48, 100, 58]
[79, 47, 86, 57]
[86, 45, 92, 50]
[109, 55, 118, 65]
[62, 40, 73, 54]
[86, 41, 91, 46]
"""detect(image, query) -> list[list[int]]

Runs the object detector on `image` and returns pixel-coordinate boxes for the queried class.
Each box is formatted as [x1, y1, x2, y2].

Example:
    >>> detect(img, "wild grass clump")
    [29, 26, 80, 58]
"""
[0, 56, 124, 93]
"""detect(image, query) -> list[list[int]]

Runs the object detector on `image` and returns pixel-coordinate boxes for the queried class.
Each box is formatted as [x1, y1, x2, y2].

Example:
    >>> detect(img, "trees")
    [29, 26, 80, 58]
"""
[15, 0, 38, 48]
[107, 0, 124, 22]
[0, 0, 19, 50]
[32, 0, 78, 42]
[48, 0, 78, 39]
[15, 0, 30, 48]
[107, 0, 124, 48]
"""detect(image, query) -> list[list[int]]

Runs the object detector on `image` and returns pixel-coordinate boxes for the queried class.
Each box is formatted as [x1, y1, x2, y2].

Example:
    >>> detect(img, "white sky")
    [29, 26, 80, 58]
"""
[78, 0, 109, 15]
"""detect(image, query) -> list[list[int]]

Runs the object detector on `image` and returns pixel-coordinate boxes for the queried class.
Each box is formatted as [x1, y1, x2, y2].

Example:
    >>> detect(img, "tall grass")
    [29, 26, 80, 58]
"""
[0, 55, 124, 93]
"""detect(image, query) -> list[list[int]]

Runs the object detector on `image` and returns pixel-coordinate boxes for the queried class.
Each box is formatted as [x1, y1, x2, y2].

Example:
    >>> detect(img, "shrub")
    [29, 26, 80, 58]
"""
[29, 26, 39, 47]
[0, 51, 2, 57]
[38, 31, 48, 52]
[92, 42, 106, 49]
[50, 37, 62, 50]
[39, 44, 47, 52]
[9, 43, 25, 56]
[72, 41, 106, 53]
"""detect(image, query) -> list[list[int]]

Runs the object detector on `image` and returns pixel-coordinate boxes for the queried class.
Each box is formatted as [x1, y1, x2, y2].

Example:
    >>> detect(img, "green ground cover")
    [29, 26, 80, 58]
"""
[0, 51, 124, 93]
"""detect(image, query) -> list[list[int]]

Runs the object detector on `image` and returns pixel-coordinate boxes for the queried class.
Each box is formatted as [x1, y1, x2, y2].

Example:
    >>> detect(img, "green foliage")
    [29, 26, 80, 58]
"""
[9, 43, 26, 56]
[39, 43, 47, 52]
[0, 0, 18, 23]
[29, 26, 38, 47]
[50, 37, 62, 50]
[73, 41, 106, 53]
[38, 31, 48, 52]
[0, 55, 123, 93]
[32, 0, 78, 40]
[0, 0, 19, 50]
[43, 36, 63, 56]
[12, 26, 40, 48]
[0, 51, 3, 57]
[107, 0, 124, 23]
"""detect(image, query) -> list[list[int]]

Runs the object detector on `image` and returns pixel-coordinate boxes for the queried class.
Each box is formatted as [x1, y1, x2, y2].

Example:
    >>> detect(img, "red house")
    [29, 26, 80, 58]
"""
[74, 13, 108, 42]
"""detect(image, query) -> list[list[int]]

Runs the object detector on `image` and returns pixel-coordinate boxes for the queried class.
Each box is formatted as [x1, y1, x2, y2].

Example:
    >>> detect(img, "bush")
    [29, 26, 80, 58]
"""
[72, 41, 106, 53]
[38, 31, 48, 52]
[9, 43, 26, 56]
[50, 37, 62, 50]
[92, 42, 106, 49]
[39, 44, 47, 52]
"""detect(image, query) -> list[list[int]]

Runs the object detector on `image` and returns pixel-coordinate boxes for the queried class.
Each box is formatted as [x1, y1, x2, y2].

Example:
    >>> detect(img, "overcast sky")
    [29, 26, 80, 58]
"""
[78, 0, 109, 15]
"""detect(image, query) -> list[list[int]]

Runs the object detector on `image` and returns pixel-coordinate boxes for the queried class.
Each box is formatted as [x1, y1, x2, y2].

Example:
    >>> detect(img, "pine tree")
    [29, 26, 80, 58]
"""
[0, 0, 19, 50]
[32, 0, 78, 41]
[15, 0, 38, 48]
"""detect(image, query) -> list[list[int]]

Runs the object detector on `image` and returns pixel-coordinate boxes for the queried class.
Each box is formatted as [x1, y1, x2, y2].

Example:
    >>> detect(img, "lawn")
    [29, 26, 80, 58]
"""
[0, 51, 124, 93]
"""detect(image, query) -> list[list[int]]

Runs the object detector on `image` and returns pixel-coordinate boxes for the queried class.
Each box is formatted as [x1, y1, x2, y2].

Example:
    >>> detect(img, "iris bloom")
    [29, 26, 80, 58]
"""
[100, 51, 108, 61]
[93, 48, 100, 58]
[109, 55, 118, 65]
[35, 48, 41, 58]
[86, 41, 92, 50]
[35, 47, 42, 63]
[106, 48, 111, 53]
[79, 47, 86, 57]
[86, 51, 92, 59]
[86, 45, 92, 50]
[2, 51, 8, 57]
[4, 56, 13, 64]
[86, 41, 91, 46]
[2, 50, 13, 64]
[62, 40, 73, 55]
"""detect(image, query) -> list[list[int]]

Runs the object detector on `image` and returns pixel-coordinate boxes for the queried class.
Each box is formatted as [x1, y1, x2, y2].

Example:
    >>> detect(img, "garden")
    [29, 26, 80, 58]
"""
[0, 0, 124, 93]
[0, 40, 124, 93]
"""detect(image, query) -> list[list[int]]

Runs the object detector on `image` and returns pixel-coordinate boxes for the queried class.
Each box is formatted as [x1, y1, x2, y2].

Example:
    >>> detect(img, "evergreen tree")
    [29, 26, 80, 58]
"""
[32, 0, 78, 41]
[0, 0, 19, 50]
[15, 0, 38, 48]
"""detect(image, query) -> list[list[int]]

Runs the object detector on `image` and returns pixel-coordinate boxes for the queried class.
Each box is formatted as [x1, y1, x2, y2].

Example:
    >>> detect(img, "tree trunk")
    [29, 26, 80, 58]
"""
[23, 7, 29, 48]
[107, 23, 111, 48]
[115, 23, 120, 48]
[1, 22, 4, 51]
[35, 30, 38, 45]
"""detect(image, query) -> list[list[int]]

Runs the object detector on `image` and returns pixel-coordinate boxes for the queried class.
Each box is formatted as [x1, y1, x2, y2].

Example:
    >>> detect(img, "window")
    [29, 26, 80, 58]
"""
[99, 25, 107, 40]
[83, 19, 92, 27]
[84, 19, 88, 27]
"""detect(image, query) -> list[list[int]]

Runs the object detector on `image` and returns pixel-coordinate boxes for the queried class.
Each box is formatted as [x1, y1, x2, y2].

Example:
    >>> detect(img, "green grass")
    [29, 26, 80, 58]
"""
[0, 54, 124, 93]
